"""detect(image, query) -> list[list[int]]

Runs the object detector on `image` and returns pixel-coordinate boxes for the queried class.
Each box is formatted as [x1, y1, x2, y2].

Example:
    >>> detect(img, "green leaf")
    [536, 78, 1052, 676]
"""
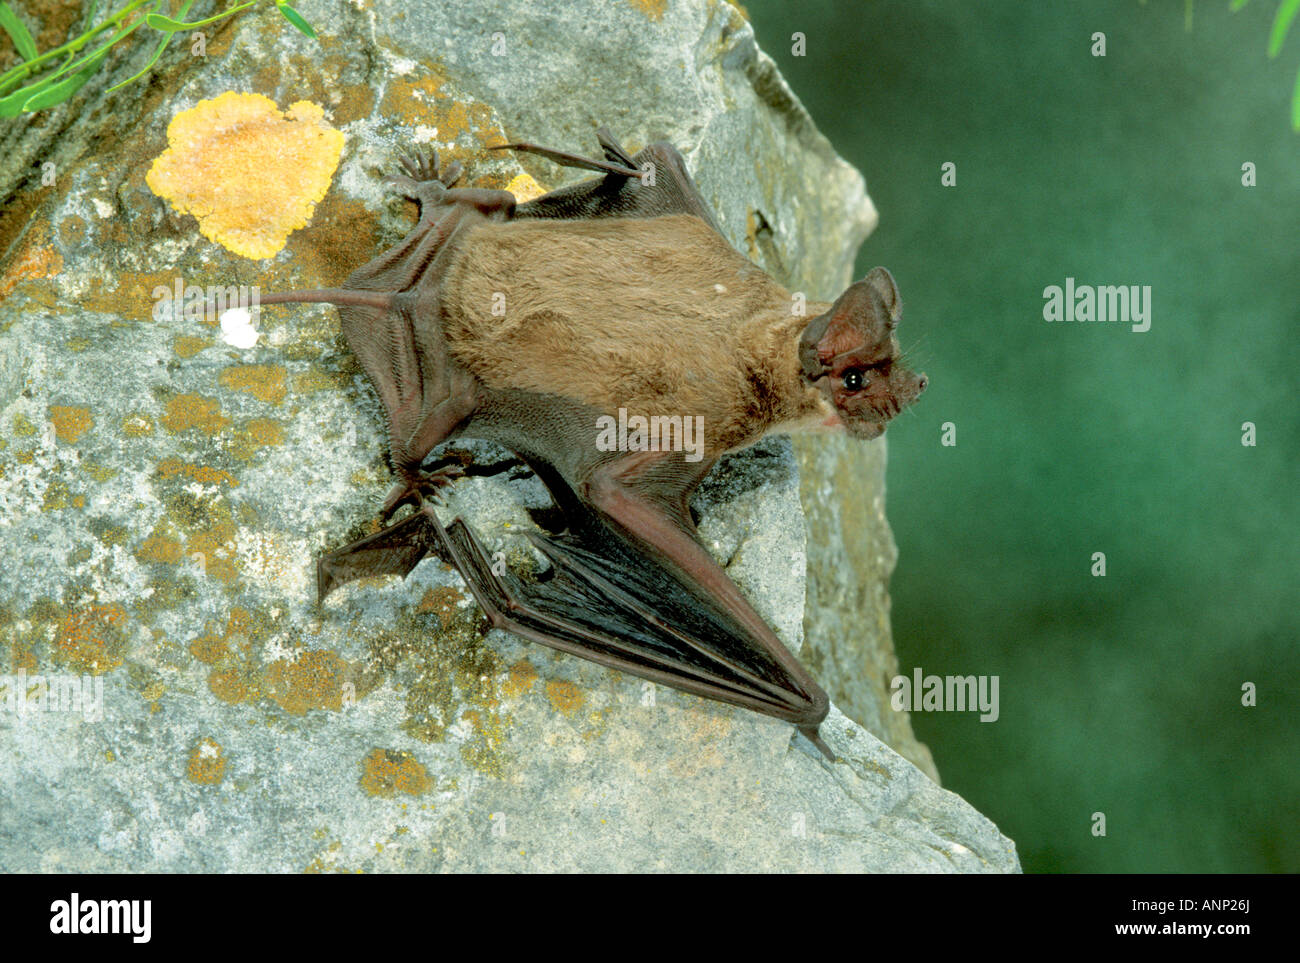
[1231, 0, 1250, 11]
[276, 4, 317, 39]
[0, 1, 38, 61]
[1269, 0, 1300, 57]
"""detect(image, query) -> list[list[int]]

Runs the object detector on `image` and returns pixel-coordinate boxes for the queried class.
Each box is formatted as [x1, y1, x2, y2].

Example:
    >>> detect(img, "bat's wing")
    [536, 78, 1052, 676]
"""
[316, 511, 443, 602]
[317, 499, 833, 759]
[495, 127, 725, 234]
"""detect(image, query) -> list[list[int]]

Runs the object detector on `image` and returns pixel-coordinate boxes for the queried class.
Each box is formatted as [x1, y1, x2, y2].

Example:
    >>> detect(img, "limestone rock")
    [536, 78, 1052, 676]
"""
[0, 0, 1014, 871]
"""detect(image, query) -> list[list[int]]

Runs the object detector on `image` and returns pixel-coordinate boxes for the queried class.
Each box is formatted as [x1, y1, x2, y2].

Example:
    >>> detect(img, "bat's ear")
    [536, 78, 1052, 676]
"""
[798, 267, 902, 379]
[863, 266, 902, 328]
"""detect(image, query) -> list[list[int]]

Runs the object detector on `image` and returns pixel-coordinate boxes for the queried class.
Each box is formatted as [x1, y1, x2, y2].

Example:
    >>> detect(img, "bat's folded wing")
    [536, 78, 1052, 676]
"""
[318, 503, 830, 751]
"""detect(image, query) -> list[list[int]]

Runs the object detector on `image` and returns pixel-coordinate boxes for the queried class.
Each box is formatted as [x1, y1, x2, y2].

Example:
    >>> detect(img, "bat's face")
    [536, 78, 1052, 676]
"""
[798, 267, 927, 440]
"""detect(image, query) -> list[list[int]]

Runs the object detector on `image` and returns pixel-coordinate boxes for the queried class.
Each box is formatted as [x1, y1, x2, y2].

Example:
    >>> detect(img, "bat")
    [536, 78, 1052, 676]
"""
[254, 128, 928, 759]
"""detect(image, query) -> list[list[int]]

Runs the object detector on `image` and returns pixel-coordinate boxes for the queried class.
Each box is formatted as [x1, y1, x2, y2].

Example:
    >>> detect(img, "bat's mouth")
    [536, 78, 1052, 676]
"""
[847, 418, 887, 441]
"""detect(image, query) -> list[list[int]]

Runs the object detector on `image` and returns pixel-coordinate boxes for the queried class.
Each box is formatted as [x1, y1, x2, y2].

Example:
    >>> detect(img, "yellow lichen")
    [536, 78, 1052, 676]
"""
[186, 738, 227, 785]
[146, 91, 344, 259]
[218, 364, 287, 404]
[359, 748, 431, 797]
[172, 335, 210, 358]
[505, 173, 546, 203]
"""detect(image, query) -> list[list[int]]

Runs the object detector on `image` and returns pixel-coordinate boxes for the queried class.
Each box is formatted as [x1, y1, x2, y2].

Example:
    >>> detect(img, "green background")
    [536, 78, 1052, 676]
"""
[746, 0, 1297, 873]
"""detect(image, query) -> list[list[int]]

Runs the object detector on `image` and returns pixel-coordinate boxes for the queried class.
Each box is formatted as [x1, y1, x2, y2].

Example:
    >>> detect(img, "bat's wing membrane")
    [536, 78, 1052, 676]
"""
[499, 127, 726, 235]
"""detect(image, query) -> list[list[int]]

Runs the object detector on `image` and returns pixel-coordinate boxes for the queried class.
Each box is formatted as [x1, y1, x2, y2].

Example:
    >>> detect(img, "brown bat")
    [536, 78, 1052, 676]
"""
[256, 129, 927, 759]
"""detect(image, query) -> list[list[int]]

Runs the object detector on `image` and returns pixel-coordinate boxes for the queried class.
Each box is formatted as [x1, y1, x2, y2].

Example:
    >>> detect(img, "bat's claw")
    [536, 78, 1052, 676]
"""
[386, 150, 464, 210]
[380, 465, 466, 519]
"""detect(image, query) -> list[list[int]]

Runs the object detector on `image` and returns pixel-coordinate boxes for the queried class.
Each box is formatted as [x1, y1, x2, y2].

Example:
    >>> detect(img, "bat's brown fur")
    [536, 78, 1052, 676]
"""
[442, 213, 836, 455]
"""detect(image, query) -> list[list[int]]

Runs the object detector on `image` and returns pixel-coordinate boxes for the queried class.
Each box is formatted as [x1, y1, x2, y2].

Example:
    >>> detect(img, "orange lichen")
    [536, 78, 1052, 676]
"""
[502, 658, 538, 698]
[0, 236, 62, 301]
[628, 0, 668, 21]
[207, 665, 257, 704]
[53, 603, 128, 675]
[545, 679, 584, 716]
[243, 417, 284, 444]
[146, 91, 344, 259]
[263, 650, 349, 714]
[378, 70, 506, 151]
[156, 458, 238, 487]
[218, 364, 287, 404]
[360, 748, 431, 797]
[161, 394, 229, 434]
[186, 738, 227, 785]
[189, 629, 230, 665]
[136, 527, 185, 565]
[416, 586, 464, 628]
[47, 406, 93, 443]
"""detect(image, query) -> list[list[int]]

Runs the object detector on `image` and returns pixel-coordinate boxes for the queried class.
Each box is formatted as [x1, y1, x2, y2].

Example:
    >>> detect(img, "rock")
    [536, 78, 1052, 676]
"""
[0, 0, 1016, 871]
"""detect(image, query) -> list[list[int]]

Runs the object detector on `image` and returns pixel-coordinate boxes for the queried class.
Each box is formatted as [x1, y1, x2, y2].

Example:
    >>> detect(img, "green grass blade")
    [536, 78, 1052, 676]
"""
[276, 3, 316, 39]
[1292, 64, 1300, 129]
[18, 44, 110, 112]
[1269, 0, 1300, 57]
[108, 0, 191, 92]
[145, 1, 256, 33]
[0, 1, 38, 61]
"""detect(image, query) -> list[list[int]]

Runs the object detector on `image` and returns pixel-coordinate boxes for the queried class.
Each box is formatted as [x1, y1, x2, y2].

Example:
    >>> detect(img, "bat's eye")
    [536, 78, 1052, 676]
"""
[842, 369, 867, 391]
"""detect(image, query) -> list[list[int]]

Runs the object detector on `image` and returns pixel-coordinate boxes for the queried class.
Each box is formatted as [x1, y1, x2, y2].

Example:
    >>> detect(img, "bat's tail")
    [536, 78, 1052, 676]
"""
[181, 287, 395, 324]
[256, 288, 395, 310]
[799, 725, 836, 763]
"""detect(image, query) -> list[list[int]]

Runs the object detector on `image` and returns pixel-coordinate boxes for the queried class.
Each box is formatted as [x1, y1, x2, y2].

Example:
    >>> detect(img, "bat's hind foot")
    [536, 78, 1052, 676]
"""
[380, 464, 465, 520]
[383, 148, 464, 210]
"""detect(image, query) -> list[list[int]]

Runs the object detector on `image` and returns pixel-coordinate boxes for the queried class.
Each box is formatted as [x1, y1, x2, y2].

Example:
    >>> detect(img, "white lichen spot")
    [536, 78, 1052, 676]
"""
[263, 633, 298, 665]
[412, 125, 440, 144]
[235, 527, 311, 597]
[220, 308, 259, 349]
[198, 741, 219, 759]
[714, 284, 727, 293]
[390, 56, 418, 76]
[91, 198, 114, 219]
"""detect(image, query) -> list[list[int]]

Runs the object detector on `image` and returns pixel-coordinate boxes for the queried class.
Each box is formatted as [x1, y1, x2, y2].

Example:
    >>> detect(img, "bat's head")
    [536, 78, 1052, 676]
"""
[798, 267, 927, 440]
